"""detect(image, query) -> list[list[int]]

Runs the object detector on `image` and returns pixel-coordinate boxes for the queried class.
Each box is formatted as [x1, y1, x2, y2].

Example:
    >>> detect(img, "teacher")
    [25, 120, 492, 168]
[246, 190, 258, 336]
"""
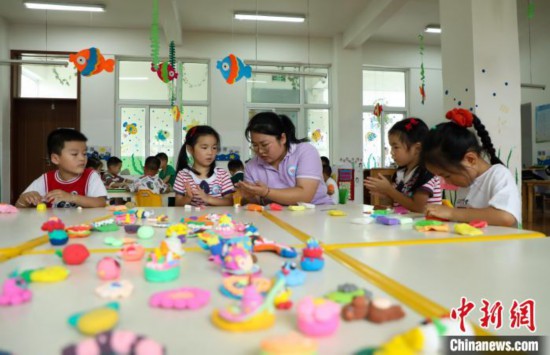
[236, 112, 333, 205]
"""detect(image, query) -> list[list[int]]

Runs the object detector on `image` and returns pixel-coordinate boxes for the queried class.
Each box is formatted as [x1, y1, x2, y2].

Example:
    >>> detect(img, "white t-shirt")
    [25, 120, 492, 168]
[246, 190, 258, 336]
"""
[326, 177, 339, 204]
[456, 164, 521, 225]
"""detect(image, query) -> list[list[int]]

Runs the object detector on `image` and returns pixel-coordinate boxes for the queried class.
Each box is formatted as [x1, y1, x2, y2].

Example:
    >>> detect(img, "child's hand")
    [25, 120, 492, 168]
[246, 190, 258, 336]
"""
[45, 189, 74, 205]
[193, 186, 210, 204]
[364, 174, 393, 194]
[17, 191, 43, 207]
[425, 204, 454, 220]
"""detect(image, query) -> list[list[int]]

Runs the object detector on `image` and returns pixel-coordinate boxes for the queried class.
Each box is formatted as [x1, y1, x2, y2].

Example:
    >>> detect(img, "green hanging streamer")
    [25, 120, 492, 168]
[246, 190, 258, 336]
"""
[150, 0, 160, 70]
[169, 41, 176, 69]
[418, 34, 426, 105]
[527, 0, 535, 19]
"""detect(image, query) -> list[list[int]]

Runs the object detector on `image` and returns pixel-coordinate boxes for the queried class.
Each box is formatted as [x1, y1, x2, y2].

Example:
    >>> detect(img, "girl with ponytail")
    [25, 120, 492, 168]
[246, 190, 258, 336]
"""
[237, 112, 333, 205]
[421, 109, 521, 226]
[173, 125, 234, 206]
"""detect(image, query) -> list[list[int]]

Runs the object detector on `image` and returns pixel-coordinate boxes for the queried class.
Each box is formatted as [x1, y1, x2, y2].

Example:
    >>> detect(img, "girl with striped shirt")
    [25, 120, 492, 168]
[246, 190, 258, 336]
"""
[174, 126, 234, 206]
[364, 117, 441, 213]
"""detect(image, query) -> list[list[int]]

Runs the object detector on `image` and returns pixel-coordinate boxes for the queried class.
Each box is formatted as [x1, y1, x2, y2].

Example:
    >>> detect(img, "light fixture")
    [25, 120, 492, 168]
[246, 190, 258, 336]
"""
[24, 2, 105, 12]
[234, 12, 305, 23]
[424, 24, 441, 34]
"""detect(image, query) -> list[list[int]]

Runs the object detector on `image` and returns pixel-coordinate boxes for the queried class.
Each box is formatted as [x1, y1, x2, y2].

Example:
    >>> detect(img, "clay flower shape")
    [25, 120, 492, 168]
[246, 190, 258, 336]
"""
[0, 276, 32, 306]
[149, 287, 211, 310]
[95, 280, 134, 299]
[41, 217, 65, 232]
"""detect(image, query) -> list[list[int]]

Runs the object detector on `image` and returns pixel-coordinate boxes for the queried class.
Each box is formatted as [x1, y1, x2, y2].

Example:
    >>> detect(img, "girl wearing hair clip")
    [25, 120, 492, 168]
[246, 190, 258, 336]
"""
[422, 109, 520, 226]
[173, 125, 234, 206]
[364, 117, 441, 213]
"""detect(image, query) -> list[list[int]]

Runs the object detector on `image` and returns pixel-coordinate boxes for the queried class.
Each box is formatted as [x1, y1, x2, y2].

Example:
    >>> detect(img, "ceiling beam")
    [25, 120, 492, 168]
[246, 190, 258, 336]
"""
[161, 0, 183, 46]
[342, 0, 409, 49]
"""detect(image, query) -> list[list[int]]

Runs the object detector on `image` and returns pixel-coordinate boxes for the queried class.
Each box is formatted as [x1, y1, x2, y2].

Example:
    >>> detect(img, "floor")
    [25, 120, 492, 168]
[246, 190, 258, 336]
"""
[523, 209, 550, 236]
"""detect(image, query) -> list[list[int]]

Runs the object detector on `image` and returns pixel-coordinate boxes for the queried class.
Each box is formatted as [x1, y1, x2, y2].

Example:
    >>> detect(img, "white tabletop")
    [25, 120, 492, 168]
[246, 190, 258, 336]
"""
[269, 204, 544, 245]
[341, 238, 550, 336]
[0, 249, 423, 354]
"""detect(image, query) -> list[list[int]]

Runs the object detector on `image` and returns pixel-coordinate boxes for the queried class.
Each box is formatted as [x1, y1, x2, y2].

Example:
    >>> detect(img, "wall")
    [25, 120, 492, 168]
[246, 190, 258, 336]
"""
[517, 0, 550, 165]
[0, 17, 9, 202]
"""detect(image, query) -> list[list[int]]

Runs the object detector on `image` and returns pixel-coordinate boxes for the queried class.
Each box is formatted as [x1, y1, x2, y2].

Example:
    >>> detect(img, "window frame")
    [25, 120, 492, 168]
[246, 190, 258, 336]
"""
[362, 67, 409, 168]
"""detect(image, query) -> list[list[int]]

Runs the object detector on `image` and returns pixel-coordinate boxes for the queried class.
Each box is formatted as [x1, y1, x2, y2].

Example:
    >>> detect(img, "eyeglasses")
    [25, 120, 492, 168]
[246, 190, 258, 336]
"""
[251, 142, 272, 153]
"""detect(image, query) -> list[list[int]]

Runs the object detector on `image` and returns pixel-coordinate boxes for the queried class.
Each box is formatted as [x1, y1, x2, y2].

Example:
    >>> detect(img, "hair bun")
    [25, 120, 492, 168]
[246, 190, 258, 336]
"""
[445, 108, 473, 128]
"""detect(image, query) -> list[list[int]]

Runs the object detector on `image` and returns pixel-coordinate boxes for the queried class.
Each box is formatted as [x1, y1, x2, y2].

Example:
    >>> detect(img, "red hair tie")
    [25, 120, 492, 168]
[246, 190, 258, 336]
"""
[446, 108, 473, 128]
[405, 118, 419, 131]
[188, 126, 197, 137]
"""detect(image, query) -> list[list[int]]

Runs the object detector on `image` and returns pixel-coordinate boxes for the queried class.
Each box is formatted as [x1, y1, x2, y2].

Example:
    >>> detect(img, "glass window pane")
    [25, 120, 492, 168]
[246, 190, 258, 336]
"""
[120, 107, 146, 175]
[149, 107, 175, 159]
[181, 106, 208, 141]
[19, 56, 77, 98]
[305, 68, 329, 104]
[181, 62, 208, 101]
[363, 70, 405, 107]
[247, 66, 300, 104]
[119, 61, 172, 101]
[363, 112, 382, 168]
[307, 109, 330, 158]
[383, 113, 404, 167]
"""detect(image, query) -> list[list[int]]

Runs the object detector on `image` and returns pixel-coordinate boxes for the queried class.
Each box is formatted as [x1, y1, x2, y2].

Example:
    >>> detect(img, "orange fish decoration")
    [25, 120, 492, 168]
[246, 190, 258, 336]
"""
[373, 103, 383, 118]
[69, 47, 115, 77]
[419, 85, 426, 104]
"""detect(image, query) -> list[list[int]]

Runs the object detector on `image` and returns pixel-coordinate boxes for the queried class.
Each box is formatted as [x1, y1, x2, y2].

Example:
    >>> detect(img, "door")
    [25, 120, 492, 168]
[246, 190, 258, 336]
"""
[11, 98, 79, 203]
[521, 103, 532, 168]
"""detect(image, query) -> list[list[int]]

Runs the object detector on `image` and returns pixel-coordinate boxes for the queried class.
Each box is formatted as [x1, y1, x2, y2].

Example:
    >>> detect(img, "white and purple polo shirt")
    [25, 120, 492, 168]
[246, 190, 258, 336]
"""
[244, 143, 333, 205]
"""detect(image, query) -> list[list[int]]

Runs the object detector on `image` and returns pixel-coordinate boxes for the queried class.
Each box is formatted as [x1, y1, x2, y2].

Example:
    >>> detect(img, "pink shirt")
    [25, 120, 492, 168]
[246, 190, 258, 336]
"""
[244, 143, 333, 205]
[174, 167, 234, 206]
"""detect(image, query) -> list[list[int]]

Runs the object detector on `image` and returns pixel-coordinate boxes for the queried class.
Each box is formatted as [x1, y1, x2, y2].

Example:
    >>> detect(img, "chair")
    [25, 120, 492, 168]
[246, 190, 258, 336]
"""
[135, 189, 162, 207]
[363, 168, 396, 206]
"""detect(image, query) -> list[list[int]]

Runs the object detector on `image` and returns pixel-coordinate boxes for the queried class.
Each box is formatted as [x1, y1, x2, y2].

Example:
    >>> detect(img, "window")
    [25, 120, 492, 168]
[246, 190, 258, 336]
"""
[246, 65, 330, 159]
[17, 54, 77, 98]
[116, 60, 209, 174]
[362, 69, 407, 168]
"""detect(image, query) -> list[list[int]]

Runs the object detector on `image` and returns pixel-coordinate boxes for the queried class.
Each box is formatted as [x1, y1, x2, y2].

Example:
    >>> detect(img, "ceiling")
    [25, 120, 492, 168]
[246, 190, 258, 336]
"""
[0, 0, 441, 45]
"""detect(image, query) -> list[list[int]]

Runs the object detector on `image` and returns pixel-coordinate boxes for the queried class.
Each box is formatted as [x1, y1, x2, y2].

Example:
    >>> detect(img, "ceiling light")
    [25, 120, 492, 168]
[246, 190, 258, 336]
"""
[424, 24, 441, 34]
[234, 12, 305, 23]
[24, 2, 105, 12]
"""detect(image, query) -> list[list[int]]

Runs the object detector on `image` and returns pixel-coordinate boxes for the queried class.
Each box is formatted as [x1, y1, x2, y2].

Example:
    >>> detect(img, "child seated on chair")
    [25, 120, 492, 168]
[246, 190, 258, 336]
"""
[16, 128, 107, 208]
[127, 156, 170, 194]
[102, 156, 131, 189]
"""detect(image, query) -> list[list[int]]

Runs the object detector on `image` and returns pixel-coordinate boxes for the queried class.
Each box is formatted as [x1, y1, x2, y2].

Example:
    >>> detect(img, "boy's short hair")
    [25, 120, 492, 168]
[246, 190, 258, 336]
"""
[47, 128, 88, 156]
[86, 157, 102, 170]
[323, 164, 332, 177]
[107, 156, 122, 168]
[228, 159, 244, 171]
[155, 152, 168, 161]
[144, 156, 161, 171]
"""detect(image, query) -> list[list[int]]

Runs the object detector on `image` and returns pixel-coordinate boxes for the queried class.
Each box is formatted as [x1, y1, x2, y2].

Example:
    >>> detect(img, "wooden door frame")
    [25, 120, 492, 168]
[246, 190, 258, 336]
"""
[10, 50, 81, 203]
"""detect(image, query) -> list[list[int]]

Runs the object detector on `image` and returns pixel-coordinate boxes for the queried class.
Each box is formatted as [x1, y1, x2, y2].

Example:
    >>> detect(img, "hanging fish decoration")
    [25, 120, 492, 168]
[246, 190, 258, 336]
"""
[152, 62, 178, 83]
[216, 54, 252, 84]
[69, 47, 115, 77]
[373, 103, 383, 118]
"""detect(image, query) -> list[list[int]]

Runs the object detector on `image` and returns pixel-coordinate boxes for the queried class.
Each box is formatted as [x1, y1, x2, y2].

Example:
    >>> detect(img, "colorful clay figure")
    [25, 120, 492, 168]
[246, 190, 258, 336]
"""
[118, 243, 145, 262]
[325, 283, 371, 304]
[251, 235, 297, 258]
[376, 216, 400, 225]
[246, 204, 264, 212]
[415, 224, 450, 232]
[124, 224, 140, 234]
[95, 280, 134, 300]
[36, 202, 47, 212]
[273, 287, 293, 310]
[288, 205, 306, 211]
[297, 297, 340, 337]
[0, 203, 18, 213]
[115, 213, 137, 226]
[365, 298, 406, 324]
[165, 223, 188, 243]
[20, 265, 69, 283]
[454, 223, 483, 236]
[221, 243, 260, 276]
[96, 257, 121, 281]
[260, 332, 317, 355]
[42, 217, 69, 246]
[137, 225, 155, 239]
[62, 330, 165, 355]
[56, 244, 90, 265]
[276, 262, 306, 287]
[135, 208, 153, 219]
[68, 302, 120, 336]
[92, 218, 119, 232]
[216, 54, 252, 84]
[149, 287, 211, 310]
[268, 203, 283, 211]
[342, 295, 370, 321]
[219, 275, 272, 300]
[144, 241, 182, 283]
[211, 277, 285, 332]
[69, 47, 115, 77]
[358, 317, 473, 354]
[300, 238, 324, 271]
[469, 220, 488, 228]
[0, 273, 32, 306]
[65, 224, 92, 238]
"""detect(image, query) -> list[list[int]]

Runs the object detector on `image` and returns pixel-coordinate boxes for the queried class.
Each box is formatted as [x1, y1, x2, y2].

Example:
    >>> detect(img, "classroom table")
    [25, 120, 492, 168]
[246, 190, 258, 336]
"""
[340, 238, 550, 336]
[265, 204, 545, 246]
[0, 219, 424, 354]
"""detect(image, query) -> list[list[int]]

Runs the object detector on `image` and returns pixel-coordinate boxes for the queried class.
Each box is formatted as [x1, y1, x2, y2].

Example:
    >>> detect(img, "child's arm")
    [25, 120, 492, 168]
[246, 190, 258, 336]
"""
[236, 179, 319, 205]
[364, 173, 430, 213]
[425, 205, 517, 227]
[194, 188, 233, 206]
[15, 191, 43, 208]
[174, 182, 194, 206]
[161, 175, 171, 184]
[45, 189, 106, 208]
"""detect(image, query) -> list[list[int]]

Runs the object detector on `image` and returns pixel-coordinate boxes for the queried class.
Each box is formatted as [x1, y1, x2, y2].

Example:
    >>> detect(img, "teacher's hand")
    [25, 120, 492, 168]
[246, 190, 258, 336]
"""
[235, 181, 269, 199]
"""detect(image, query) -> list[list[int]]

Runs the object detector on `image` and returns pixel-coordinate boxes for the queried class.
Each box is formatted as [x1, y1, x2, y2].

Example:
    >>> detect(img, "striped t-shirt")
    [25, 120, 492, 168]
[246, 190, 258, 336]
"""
[393, 166, 442, 207]
[173, 167, 234, 206]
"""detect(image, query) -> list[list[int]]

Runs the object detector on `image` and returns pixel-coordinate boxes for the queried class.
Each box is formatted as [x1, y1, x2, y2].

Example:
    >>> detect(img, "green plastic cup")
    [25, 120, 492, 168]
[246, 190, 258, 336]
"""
[338, 188, 349, 204]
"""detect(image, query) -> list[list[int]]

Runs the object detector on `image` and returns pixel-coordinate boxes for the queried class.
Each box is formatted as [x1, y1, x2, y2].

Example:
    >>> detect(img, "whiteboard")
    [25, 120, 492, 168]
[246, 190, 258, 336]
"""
[535, 104, 550, 142]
